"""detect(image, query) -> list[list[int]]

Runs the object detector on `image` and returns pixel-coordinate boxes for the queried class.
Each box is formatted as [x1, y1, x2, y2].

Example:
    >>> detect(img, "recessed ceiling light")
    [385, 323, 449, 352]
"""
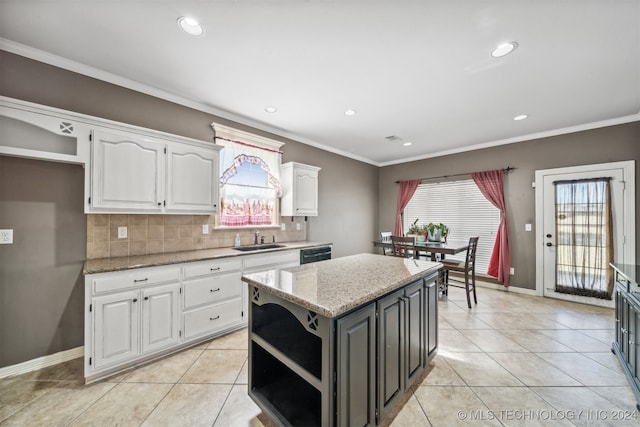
[403, 142, 412, 147]
[513, 114, 528, 121]
[265, 106, 278, 113]
[177, 16, 205, 37]
[491, 42, 518, 58]
[344, 109, 357, 116]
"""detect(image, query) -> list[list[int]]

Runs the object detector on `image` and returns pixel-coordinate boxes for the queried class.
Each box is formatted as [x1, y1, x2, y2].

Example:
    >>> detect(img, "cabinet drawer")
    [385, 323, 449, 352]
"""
[183, 272, 242, 309]
[243, 250, 299, 270]
[183, 298, 242, 340]
[92, 266, 181, 294]
[183, 258, 242, 279]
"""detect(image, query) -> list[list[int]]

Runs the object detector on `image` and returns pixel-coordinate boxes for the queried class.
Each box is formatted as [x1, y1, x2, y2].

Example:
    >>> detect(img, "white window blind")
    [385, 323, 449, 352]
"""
[403, 179, 500, 275]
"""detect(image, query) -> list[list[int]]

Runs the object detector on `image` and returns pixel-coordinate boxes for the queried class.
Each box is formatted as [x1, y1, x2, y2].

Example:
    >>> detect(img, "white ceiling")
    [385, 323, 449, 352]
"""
[1, 1, 639, 166]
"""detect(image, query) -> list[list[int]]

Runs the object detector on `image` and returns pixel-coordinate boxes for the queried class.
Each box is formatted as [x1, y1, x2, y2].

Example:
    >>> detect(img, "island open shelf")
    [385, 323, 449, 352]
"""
[242, 253, 441, 426]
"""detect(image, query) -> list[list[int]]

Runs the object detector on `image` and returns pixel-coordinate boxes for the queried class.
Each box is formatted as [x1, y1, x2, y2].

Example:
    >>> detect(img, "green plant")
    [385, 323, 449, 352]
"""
[425, 223, 449, 241]
[407, 218, 421, 235]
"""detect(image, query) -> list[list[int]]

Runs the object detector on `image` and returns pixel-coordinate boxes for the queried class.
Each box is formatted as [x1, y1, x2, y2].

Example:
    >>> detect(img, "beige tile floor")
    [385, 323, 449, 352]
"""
[1, 286, 639, 426]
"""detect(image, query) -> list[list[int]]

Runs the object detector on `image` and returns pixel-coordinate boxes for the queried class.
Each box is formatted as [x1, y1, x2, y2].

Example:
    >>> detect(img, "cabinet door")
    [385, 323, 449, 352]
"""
[377, 289, 405, 420]
[425, 277, 439, 361]
[633, 309, 640, 389]
[404, 280, 425, 387]
[142, 283, 180, 354]
[628, 301, 638, 379]
[166, 144, 219, 213]
[336, 303, 376, 427]
[616, 288, 624, 349]
[91, 130, 163, 211]
[93, 291, 139, 368]
[293, 168, 318, 216]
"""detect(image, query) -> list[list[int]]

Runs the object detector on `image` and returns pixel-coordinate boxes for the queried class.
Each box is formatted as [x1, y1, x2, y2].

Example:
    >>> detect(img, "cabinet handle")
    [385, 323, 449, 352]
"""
[621, 328, 628, 334]
[134, 278, 148, 283]
[210, 288, 221, 293]
[132, 298, 138, 303]
[210, 267, 221, 271]
[210, 315, 220, 321]
[144, 296, 149, 301]
[157, 202, 161, 206]
[630, 340, 636, 345]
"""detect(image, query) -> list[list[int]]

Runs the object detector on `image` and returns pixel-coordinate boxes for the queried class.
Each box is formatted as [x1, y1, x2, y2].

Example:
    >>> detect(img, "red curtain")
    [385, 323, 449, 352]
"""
[472, 170, 511, 287]
[394, 180, 420, 236]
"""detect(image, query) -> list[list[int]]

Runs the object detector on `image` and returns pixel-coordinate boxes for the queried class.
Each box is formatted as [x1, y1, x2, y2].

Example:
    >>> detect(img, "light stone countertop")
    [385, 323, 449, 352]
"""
[83, 241, 332, 274]
[242, 253, 442, 318]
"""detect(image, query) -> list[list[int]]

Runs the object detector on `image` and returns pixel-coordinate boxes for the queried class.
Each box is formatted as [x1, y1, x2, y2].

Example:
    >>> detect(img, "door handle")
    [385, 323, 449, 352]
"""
[546, 242, 553, 247]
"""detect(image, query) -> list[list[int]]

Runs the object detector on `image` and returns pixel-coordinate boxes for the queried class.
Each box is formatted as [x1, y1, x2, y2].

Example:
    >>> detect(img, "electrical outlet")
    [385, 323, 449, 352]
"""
[296, 223, 301, 231]
[510, 267, 515, 275]
[117, 226, 128, 239]
[281, 223, 286, 231]
[525, 223, 532, 232]
[0, 229, 13, 244]
[202, 224, 209, 234]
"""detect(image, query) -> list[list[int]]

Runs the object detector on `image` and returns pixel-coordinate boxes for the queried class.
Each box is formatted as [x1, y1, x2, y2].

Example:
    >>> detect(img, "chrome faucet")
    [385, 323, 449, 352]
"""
[254, 230, 260, 245]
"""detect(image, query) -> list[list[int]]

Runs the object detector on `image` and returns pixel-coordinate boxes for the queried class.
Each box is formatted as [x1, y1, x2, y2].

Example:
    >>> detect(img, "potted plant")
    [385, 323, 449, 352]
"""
[407, 219, 426, 243]
[426, 223, 449, 242]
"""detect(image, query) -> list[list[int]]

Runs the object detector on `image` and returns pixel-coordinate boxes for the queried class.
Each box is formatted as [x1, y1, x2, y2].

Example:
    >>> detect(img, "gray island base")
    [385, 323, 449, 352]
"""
[241, 253, 442, 427]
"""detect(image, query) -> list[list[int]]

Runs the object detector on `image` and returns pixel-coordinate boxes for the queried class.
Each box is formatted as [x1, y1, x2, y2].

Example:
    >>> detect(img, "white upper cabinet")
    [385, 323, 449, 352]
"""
[280, 162, 321, 217]
[166, 143, 219, 213]
[88, 130, 222, 215]
[91, 130, 164, 212]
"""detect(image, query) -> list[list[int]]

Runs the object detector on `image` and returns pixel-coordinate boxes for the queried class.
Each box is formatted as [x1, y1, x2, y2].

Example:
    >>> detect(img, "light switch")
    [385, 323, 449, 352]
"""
[202, 224, 209, 234]
[0, 229, 13, 244]
[281, 223, 286, 231]
[118, 226, 128, 239]
[296, 223, 301, 231]
[525, 224, 532, 232]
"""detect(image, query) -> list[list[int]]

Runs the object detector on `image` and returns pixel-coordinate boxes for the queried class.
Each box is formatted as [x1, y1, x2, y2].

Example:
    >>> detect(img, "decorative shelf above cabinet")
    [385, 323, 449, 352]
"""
[0, 96, 223, 216]
[280, 162, 321, 217]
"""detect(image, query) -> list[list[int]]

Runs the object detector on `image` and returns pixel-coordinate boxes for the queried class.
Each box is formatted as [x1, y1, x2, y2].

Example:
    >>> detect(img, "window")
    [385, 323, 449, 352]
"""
[403, 179, 500, 275]
[212, 123, 284, 228]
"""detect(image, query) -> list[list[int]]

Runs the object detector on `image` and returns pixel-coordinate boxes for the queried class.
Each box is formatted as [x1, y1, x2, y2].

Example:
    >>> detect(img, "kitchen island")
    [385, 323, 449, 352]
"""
[241, 253, 441, 427]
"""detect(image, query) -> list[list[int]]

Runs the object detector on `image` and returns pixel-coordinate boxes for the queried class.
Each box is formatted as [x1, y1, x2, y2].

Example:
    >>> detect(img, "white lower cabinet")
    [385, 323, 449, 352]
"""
[142, 283, 181, 353]
[182, 258, 244, 342]
[183, 299, 242, 341]
[85, 251, 300, 382]
[93, 291, 139, 369]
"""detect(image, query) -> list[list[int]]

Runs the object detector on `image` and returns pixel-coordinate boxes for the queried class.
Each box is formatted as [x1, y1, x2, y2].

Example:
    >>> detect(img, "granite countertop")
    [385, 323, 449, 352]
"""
[242, 253, 441, 318]
[83, 241, 332, 274]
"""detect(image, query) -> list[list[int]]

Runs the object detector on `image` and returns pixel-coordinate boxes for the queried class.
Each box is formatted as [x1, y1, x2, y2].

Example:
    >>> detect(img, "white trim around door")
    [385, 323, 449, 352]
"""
[534, 160, 635, 306]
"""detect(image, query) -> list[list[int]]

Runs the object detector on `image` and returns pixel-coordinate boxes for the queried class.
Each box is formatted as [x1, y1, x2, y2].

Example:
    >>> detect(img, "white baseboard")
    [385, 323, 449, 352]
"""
[0, 346, 84, 379]
[475, 280, 538, 296]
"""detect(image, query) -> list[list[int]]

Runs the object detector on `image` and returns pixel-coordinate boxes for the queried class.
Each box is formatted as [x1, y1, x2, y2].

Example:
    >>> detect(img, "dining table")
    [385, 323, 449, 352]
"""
[372, 238, 470, 261]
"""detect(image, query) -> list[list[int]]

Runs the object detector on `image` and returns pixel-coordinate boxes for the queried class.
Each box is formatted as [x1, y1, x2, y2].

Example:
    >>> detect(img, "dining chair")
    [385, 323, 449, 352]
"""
[380, 231, 392, 255]
[440, 237, 479, 308]
[391, 235, 415, 258]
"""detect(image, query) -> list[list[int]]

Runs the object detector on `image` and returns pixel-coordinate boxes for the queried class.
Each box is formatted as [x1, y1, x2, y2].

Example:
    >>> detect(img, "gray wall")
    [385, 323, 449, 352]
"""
[379, 122, 640, 290]
[0, 156, 86, 367]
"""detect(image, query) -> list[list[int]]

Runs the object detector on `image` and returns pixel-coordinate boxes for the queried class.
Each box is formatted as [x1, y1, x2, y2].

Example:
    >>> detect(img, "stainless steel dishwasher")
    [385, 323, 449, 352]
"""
[300, 246, 332, 264]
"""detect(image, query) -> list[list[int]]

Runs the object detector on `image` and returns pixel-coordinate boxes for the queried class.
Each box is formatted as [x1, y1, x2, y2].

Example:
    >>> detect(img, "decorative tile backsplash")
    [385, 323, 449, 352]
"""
[86, 214, 307, 259]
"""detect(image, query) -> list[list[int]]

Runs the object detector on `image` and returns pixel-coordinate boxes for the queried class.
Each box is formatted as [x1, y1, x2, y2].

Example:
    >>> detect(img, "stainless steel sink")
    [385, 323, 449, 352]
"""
[232, 244, 286, 252]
